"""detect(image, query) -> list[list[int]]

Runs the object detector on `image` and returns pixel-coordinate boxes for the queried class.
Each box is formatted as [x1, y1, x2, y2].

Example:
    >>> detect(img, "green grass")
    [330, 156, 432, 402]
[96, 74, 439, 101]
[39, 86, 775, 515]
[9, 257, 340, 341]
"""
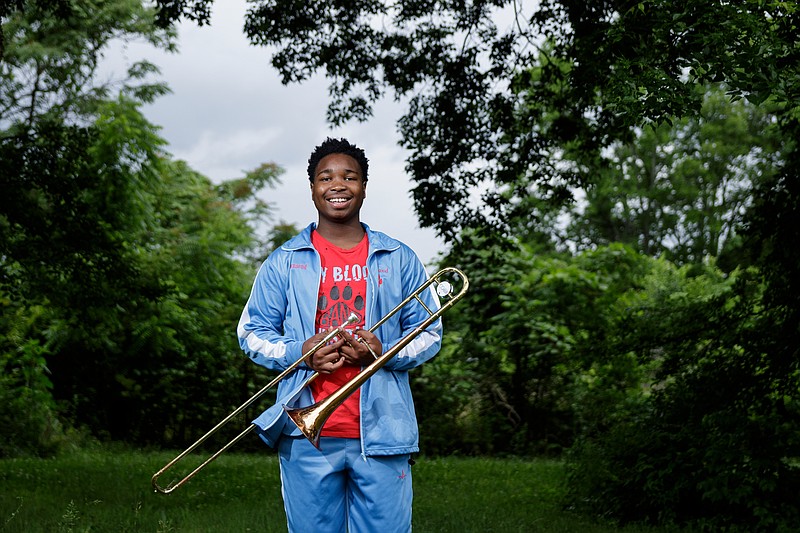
[1, 449, 668, 532]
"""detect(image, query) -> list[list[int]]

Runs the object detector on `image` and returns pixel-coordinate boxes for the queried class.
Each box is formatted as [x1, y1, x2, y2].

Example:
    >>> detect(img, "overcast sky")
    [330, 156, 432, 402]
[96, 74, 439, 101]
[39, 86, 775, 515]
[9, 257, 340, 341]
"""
[103, 1, 445, 265]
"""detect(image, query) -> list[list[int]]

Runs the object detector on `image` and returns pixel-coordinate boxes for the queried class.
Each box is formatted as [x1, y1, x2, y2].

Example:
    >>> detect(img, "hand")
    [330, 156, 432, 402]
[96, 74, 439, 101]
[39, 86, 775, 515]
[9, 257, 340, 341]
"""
[302, 330, 346, 374]
[337, 329, 383, 366]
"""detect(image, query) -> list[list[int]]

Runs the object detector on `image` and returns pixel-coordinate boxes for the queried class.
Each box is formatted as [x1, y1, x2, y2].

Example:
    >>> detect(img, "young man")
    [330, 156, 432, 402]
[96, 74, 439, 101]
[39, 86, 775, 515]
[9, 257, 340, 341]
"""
[237, 138, 442, 532]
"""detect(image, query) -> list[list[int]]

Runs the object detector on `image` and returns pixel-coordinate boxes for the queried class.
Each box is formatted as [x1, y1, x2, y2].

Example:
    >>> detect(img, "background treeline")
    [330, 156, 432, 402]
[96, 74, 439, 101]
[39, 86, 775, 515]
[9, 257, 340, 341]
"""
[2, 2, 798, 532]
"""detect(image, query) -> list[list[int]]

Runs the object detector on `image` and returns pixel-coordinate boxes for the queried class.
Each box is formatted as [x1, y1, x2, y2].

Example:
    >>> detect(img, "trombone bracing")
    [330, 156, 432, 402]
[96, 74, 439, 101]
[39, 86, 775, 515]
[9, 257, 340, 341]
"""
[151, 267, 468, 494]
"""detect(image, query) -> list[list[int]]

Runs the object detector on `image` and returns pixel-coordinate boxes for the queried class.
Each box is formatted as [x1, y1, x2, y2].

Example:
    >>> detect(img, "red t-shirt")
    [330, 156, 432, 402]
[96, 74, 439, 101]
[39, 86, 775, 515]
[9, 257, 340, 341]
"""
[309, 230, 369, 438]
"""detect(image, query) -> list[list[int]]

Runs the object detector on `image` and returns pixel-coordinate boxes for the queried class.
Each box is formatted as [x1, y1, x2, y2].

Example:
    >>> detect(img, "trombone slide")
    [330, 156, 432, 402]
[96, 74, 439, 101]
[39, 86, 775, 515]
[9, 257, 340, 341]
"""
[151, 267, 468, 493]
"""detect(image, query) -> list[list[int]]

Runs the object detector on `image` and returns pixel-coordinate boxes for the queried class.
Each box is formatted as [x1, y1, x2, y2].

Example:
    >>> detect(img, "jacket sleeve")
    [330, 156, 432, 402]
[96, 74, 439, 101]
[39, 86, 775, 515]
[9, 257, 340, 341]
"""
[237, 255, 306, 371]
[380, 247, 443, 371]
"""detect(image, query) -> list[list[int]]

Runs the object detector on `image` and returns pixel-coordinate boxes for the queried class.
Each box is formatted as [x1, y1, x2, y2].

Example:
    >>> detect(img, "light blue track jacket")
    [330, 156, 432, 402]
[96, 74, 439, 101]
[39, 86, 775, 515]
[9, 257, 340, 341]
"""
[237, 223, 442, 456]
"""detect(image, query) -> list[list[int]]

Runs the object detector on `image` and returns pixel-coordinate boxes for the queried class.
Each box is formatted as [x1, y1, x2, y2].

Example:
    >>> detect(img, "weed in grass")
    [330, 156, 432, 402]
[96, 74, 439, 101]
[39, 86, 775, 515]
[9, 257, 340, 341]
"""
[156, 516, 175, 533]
[4, 496, 23, 527]
[57, 500, 80, 533]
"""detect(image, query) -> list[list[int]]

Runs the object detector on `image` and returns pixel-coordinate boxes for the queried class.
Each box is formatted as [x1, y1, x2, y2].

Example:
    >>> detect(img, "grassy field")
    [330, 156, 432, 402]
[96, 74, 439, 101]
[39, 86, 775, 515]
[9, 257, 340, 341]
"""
[1, 448, 670, 532]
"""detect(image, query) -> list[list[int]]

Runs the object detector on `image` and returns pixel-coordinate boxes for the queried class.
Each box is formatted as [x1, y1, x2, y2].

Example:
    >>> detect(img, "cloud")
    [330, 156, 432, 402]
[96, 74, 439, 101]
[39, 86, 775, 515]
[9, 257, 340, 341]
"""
[171, 126, 282, 182]
[100, 0, 445, 264]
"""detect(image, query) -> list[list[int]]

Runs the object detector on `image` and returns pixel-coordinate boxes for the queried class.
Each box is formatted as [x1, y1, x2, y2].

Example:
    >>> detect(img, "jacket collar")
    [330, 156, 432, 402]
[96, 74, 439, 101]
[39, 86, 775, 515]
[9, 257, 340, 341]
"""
[282, 222, 401, 254]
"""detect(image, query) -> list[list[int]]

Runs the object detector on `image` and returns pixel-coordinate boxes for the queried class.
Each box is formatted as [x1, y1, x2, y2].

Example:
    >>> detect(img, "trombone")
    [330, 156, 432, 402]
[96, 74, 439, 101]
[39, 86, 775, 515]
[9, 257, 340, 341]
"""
[151, 267, 468, 494]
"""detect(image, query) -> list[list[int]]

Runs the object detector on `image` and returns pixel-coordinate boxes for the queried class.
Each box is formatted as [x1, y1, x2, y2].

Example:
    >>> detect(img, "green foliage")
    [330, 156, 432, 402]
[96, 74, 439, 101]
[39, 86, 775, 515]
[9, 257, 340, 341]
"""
[414, 326, 488, 456]
[424, 225, 799, 528]
[417, 239, 655, 456]
[0, 300, 62, 458]
[560, 109, 800, 533]
[568, 85, 783, 265]
[414, 234, 523, 455]
[0, 1, 284, 454]
[233, 1, 799, 243]
[0, 95, 268, 449]
[152, 0, 213, 28]
[0, 0, 174, 127]
[36, 107, 283, 446]
[483, 249, 606, 453]
[565, 263, 800, 531]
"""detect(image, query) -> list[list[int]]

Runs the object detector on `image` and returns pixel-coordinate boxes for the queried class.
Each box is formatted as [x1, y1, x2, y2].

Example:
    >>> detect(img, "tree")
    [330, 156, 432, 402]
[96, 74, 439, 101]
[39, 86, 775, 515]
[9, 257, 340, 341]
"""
[227, 2, 797, 242]
[568, 85, 783, 265]
[1, 0, 173, 128]
[151, 0, 212, 28]
[565, 255, 800, 531]
[1, 2, 174, 315]
[414, 230, 645, 456]
[0, 0, 284, 452]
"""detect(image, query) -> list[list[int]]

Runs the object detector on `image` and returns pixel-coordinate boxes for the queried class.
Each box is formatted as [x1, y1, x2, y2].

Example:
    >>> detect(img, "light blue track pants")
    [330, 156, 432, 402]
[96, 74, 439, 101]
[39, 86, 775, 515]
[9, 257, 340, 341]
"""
[278, 436, 413, 533]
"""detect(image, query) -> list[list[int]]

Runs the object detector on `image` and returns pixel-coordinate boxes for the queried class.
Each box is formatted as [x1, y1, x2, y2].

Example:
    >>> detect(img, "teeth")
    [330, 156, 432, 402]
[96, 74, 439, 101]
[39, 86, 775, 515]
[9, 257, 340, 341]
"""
[329, 198, 348, 203]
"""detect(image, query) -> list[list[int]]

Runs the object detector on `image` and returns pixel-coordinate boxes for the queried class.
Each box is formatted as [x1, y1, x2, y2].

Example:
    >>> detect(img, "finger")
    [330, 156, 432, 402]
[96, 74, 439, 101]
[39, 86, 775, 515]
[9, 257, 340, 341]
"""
[319, 356, 344, 374]
[355, 329, 382, 357]
[314, 347, 341, 365]
[302, 330, 337, 354]
[355, 328, 378, 343]
[338, 329, 357, 347]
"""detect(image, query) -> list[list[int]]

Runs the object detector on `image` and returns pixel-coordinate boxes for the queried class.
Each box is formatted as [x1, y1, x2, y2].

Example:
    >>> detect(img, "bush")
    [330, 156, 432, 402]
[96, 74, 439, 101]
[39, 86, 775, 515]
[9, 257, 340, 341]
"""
[565, 267, 800, 531]
[0, 333, 64, 458]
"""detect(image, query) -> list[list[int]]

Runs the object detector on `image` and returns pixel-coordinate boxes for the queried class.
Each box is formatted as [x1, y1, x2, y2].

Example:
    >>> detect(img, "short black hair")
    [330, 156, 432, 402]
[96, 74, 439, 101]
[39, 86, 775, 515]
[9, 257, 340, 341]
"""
[307, 137, 369, 183]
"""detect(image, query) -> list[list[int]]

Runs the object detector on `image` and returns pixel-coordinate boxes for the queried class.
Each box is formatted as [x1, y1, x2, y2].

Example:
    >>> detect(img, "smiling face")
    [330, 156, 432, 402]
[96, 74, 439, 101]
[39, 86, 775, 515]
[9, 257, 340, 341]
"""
[311, 153, 367, 228]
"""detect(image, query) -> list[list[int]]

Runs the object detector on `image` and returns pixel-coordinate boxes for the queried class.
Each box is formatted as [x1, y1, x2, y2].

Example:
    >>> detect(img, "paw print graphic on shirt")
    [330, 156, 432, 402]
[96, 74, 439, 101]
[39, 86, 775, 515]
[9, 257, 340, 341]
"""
[318, 283, 364, 329]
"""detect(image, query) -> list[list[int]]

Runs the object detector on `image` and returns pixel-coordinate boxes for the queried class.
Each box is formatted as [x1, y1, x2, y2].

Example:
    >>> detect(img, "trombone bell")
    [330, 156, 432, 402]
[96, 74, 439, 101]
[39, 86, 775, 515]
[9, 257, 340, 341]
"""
[285, 404, 326, 449]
